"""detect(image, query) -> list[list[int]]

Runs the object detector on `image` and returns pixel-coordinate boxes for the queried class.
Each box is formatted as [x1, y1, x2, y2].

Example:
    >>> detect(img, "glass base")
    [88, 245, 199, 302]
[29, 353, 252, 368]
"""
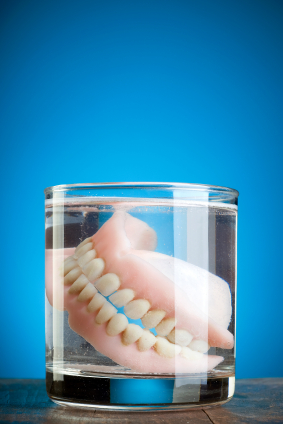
[46, 370, 235, 411]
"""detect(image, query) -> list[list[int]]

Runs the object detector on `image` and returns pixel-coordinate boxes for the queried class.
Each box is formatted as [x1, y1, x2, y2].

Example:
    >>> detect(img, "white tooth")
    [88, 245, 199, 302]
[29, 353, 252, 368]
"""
[137, 330, 156, 352]
[94, 273, 120, 296]
[68, 274, 89, 294]
[95, 301, 117, 325]
[75, 237, 92, 253]
[87, 293, 106, 313]
[155, 336, 182, 358]
[180, 347, 203, 361]
[109, 289, 135, 307]
[124, 299, 150, 320]
[77, 249, 97, 268]
[155, 318, 176, 336]
[167, 329, 194, 347]
[77, 283, 97, 303]
[106, 314, 128, 336]
[188, 340, 210, 353]
[63, 258, 78, 276]
[122, 324, 144, 346]
[74, 242, 93, 259]
[83, 258, 105, 282]
[141, 310, 166, 329]
[64, 267, 82, 285]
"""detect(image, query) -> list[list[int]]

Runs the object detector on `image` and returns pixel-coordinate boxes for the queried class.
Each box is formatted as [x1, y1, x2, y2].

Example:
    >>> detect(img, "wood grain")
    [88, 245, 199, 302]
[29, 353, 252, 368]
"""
[0, 378, 282, 423]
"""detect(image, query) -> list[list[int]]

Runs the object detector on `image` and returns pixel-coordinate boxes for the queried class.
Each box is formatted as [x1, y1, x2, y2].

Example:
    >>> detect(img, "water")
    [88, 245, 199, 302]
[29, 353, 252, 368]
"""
[45, 198, 237, 409]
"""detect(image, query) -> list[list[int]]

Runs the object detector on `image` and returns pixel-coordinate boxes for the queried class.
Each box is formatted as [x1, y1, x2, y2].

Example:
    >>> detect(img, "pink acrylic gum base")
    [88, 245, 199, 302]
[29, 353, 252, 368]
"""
[45, 211, 234, 374]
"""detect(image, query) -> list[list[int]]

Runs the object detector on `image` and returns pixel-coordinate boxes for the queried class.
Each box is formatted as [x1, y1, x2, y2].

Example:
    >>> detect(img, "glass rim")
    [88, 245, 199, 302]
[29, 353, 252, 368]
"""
[44, 182, 239, 197]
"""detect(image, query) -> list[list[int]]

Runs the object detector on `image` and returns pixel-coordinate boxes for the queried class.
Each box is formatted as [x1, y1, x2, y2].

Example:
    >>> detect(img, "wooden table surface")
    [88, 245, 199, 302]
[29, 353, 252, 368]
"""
[0, 378, 282, 423]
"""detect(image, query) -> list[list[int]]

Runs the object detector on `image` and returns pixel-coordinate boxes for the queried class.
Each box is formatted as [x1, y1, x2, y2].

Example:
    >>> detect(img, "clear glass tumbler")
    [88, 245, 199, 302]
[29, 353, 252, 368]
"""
[45, 182, 238, 411]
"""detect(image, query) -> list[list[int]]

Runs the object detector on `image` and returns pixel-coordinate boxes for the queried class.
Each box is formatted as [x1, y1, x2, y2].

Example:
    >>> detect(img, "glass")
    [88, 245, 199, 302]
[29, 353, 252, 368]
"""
[44, 182, 238, 411]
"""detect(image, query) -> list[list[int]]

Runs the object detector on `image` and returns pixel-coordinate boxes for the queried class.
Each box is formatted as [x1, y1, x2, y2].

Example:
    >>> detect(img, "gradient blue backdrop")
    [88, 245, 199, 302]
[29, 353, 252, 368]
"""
[0, 0, 282, 379]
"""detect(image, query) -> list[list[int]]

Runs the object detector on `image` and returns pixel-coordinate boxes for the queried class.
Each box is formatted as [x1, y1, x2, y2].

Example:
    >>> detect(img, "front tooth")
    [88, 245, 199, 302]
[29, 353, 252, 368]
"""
[87, 293, 106, 313]
[124, 299, 150, 319]
[68, 274, 89, 294]
[63, 258, 78, 276]
[94, 273, 120, 296]
[155, 318, 176, 336]
[137, 330, 156, 352]
[95, 302, 117, 325]
[189, 340, 210, 353]
[77, 249, 97, 268]
[83, 258, 105, 282]
[77, 282, 97, 303]
[106, 313, 128, 336]
[109, 289, 135, 307]
[141, 310, 166, 329]
[75, 237, 92, 253]
[180, 346, 203, 360]
[122, 324, 143, 346]
[74, 242, 93, 259]
[155, 336, 182, 358]
[64, 267, 82, 285]
[167, 329, 194, 347]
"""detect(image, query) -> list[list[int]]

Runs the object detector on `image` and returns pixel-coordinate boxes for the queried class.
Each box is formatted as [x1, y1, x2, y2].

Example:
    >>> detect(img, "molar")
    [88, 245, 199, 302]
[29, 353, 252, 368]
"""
[77, 249, 97, 268]
[141, 309, 166, 328]
[122, 324, 143, 345]
[83, 258, 105, 282]
[106, 313, 128, 336]
[109, 289, 135, 307]
[68, 274, 89, 294]
[95, 301, 117, 324]
[137, 329, 156, 352]
[87, 292, 106, 313]
[74, 242, 93, 259]
[124, 299, 150, 320]
[94, 273, 120, 296]
[155, 336, 182, 358]
[167, 329, 193, 347]
[77, 282, 97, 303]
[155, 318, 176, 336]
[64, 267, 82, 285]
[189, 339, 210, 353]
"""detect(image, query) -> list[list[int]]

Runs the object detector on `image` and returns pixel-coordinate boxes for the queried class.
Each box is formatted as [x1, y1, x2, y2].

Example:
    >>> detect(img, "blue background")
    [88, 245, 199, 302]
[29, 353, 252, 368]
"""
[0, 0, 282, 379]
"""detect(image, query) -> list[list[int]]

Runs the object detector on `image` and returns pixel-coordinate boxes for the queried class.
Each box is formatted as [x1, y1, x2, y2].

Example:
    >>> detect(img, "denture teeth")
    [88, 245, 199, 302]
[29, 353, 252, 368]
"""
[122, 324, 144, 346]
[86, 292, 106, 313]
[155, 318, 176, 336]
[74, 242, 93, 259]
[94, 273, 120, 297]
[83, 258, 105, 282]
[141, 309, 166, 329]
[64, 267, 82, 285]
[77, 282, 97, 303]
[68, 274, 89, 294]
[137, 330, 156, 352]
[75, 237, 92, 253]
[155, 336, 182, 358]
[95, 301, 117, 325]
[124, 299, 150, 320]
[180, 346, 203, 360]
[77, 249, 97, 268]
[167, 329, 194, 347]
[109, 289, 135, 307]
[188, 340, 210, 353]
[63, 258, 78, 276]
[106, 313, 129, 336]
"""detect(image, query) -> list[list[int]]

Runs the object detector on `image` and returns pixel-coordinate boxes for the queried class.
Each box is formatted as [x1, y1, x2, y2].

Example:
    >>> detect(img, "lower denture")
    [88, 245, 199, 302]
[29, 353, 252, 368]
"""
[45, 211, 234, 373]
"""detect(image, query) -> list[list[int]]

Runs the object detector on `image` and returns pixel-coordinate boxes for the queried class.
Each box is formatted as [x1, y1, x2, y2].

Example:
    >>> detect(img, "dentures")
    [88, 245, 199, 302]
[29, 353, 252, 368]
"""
[45, 211, 234, 374]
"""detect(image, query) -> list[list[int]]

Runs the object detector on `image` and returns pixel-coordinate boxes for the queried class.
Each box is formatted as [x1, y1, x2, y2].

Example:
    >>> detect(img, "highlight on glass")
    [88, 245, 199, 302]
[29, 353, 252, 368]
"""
[45, 182, 238, 410]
